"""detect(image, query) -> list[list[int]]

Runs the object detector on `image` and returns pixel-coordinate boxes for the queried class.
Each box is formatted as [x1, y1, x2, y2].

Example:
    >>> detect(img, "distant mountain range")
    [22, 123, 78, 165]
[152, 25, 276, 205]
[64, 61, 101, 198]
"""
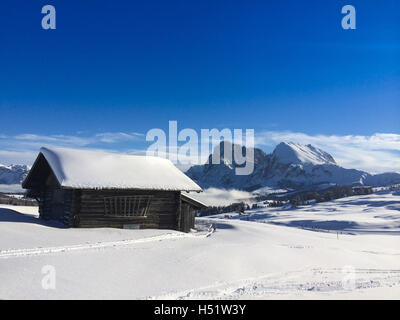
[1, 142, 400, 193]
[186, 141, 400, 191]
[0, 164, 30, 186]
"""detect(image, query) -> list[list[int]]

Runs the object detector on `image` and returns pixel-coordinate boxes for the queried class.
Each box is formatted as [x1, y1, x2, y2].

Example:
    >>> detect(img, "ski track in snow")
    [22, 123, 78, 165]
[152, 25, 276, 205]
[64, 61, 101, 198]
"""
[150, 268, 400, 300]
[0, 225, 215, 259]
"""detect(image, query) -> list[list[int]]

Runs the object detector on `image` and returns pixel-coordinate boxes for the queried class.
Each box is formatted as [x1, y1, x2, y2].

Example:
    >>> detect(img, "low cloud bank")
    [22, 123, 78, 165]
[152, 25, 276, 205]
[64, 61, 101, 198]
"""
[0, 184, 24, 193]
[186, 188, 256, 207]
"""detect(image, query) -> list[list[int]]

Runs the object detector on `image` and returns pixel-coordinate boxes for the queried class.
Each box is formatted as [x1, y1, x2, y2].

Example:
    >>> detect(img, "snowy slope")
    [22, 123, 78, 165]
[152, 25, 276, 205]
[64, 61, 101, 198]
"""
[186, 141, 400, 190]
[0, 191, 400, 299]
[209, 191, 400, 234]
[272, 142, 336, 165]
[0, 164, 29, 185]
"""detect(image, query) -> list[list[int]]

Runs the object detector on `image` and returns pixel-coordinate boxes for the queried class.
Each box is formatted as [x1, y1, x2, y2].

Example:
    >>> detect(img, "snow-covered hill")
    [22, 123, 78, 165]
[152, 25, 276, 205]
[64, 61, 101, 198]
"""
[1, 191, 400, 299]
[186, 141, 400, 191]
[0, 164, 29, 185]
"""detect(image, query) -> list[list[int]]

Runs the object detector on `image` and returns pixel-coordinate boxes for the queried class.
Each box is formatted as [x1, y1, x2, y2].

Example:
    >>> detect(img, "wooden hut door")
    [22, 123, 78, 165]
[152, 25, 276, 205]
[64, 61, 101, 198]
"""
[181, 203, 195, 233]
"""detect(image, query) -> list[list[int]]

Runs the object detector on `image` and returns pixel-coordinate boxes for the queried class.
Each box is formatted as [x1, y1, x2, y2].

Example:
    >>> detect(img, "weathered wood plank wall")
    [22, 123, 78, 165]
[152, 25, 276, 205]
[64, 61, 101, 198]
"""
[36, 188, 197, 231]
[74, 189, 180, 229]
[181, 202, 196, 232]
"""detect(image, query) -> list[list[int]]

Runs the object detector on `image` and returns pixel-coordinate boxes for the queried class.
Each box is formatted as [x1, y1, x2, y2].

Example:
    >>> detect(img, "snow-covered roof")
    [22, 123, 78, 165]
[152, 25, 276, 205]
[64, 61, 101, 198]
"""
[181, 193, 208, 208]
[23, 147, 202, 192]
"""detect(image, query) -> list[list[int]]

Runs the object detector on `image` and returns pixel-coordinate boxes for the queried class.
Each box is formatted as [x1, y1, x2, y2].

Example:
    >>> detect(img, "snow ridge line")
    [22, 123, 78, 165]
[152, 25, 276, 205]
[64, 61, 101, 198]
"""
[0, 227, 214, 259]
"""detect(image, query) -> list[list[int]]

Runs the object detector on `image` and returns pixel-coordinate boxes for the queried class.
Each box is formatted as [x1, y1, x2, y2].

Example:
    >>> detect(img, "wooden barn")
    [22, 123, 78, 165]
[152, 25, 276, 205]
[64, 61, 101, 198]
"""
[22, 147, 206, 232]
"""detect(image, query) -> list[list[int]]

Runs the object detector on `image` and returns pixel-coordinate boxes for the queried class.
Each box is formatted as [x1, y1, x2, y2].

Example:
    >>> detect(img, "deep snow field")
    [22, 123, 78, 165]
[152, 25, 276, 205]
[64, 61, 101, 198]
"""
[0, 191, 399, 299]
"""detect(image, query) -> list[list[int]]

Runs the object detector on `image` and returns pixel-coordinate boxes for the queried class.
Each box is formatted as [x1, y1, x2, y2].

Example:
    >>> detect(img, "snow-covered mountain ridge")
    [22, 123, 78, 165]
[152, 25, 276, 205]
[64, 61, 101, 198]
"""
[273, 142, 336, 165]
[186, 141, 400, 191]
[0, 164, 30, 185]
[1, 142, 399, 192]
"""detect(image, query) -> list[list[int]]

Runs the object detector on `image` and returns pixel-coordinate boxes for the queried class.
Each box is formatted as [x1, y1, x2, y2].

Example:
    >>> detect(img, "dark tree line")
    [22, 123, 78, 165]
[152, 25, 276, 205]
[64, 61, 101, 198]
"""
[289, 185, 372, 207]
[265, 185, 374, 208]
[198, 202, 250, 217]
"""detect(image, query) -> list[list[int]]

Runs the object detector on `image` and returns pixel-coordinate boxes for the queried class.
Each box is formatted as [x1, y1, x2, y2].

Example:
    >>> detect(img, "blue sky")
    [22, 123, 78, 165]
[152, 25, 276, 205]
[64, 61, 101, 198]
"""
[0, 0, 399, 171]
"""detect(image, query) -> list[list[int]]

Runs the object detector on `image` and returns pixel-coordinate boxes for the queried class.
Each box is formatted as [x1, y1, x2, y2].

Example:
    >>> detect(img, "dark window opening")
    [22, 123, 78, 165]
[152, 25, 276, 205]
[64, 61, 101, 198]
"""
[104, 195, 152, 217]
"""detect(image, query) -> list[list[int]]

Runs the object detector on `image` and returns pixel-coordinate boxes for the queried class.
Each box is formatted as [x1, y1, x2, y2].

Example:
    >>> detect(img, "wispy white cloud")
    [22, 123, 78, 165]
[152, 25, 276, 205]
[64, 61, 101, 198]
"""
[14, 134, 93, 147]
[13, 132, 143, 146]
[0, 132, 144, 165]
[255, 131, 400, 173]
[0, 150, 38, 166]
[95, 132, 144, 143]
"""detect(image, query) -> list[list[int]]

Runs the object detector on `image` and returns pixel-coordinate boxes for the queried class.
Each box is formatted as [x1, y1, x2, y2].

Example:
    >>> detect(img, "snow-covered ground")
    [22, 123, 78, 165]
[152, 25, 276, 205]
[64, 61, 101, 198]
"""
[0, 192, 399, 299]
[210, 191, 400, 235]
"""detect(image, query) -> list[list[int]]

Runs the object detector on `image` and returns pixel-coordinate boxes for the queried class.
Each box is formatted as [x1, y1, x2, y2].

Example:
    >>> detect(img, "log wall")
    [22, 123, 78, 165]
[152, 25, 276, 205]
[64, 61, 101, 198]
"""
[36, 188, 195, 231]
[181, 202, 196, 233]
[39, 188, 73, 225]
[74, 189, 180, 229]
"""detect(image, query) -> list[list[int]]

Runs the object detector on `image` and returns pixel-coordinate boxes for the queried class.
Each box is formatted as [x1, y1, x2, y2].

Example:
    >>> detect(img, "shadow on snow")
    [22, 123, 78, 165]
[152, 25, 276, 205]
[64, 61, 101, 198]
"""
[0, 208, 67, 228]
